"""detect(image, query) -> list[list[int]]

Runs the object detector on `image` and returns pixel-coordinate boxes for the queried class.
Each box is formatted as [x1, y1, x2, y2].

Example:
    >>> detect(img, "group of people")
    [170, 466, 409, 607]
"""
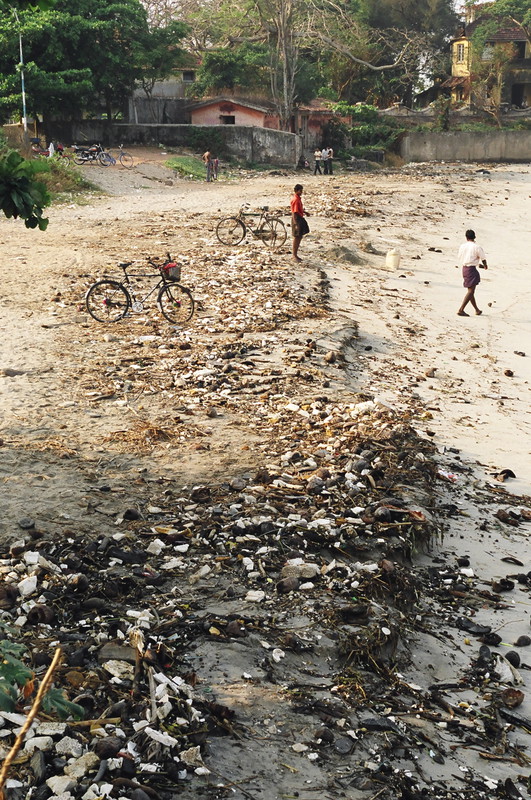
[313, 146, 334, 175]
[202, 150, 219, 182]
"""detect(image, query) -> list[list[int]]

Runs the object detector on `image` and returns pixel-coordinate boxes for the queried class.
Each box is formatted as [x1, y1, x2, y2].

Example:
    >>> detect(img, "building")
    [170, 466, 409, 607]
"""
[442, 7, 531, 109]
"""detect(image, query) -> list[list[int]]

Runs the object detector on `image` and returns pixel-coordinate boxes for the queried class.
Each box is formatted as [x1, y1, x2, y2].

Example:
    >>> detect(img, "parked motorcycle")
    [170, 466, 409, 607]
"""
[31, 138, 70, 162]
[72, 143, 112, 166]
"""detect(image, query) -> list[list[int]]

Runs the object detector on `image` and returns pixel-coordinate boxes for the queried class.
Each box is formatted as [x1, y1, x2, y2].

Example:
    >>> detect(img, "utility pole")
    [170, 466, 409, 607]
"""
[12, 9, 28, 132]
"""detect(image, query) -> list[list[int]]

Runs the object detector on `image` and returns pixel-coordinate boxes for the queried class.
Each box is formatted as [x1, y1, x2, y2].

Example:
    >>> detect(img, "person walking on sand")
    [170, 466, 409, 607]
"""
[313, 148, 322, 175]
[291, 184, 310, 262]
[202, 150, 212, 182]
[456, 229, 488, 316]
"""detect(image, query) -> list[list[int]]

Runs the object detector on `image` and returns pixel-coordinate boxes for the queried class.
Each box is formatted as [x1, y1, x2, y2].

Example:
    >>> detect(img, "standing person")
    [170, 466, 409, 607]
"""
[212, 156, 219, 180]
[456, 229, 488, 316]
[327, 146, 334, 175]
[321, 146, 329, 175]
[202, 150, 212, 182]
[291, 184, 310, 262]
[313, 148, 322, 175]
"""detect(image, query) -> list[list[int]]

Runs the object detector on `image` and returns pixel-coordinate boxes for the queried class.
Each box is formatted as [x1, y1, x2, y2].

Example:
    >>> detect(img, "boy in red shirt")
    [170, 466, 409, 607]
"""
[290, 184, 309, 262]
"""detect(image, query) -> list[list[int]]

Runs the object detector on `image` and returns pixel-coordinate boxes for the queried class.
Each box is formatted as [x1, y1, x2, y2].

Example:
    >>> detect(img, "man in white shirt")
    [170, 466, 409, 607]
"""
[456, 229, 488, 316]
[321, 146, 329, 174]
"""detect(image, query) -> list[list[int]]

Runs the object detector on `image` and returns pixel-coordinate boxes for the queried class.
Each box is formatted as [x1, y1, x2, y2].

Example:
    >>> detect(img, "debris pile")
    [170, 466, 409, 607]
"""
[2, 391, 531, 799]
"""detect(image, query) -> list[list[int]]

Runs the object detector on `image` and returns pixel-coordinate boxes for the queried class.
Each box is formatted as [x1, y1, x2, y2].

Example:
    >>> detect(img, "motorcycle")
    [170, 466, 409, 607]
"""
[31, 138, 70, 162]
[72, 143, 112, 166]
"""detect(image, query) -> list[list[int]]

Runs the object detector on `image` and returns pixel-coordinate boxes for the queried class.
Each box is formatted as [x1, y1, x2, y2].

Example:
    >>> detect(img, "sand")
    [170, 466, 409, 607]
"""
[0, 151, 530, 795]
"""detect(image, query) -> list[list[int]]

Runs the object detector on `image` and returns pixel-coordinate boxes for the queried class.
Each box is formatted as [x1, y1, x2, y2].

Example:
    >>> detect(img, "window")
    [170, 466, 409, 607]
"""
[182, 71, 195, 82]
[456, 43, 465, 62]
[220, 115, 235, 124]
[482, 44, 494, 61]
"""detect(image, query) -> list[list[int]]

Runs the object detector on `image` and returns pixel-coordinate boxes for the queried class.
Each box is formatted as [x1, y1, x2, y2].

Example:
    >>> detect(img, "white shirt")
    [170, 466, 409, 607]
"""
[457, 241, 486, 267]
[321, 148, 328, 160]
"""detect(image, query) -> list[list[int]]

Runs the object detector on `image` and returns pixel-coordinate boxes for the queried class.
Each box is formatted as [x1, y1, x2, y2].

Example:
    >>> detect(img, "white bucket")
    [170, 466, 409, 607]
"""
[385, 248, 401, 270]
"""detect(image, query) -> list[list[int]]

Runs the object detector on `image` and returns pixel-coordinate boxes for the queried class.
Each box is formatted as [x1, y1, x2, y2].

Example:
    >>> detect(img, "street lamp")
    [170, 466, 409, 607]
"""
[12, 9, 27, 133]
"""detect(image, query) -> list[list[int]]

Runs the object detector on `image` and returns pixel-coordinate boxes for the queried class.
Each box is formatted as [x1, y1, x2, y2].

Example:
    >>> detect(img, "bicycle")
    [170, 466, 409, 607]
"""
[85, 254, 194, 325]
[215, 204, 287, 249]
[106, 144, 134, 169]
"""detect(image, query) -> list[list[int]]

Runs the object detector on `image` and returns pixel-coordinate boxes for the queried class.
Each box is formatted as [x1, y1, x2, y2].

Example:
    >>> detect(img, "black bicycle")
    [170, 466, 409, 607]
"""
[215, 204, 287, 249]
[85, 255, 194, 325]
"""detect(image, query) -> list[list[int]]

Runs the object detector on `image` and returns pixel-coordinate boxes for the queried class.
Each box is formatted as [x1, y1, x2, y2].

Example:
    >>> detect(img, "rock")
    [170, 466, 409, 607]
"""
[64, 751, 100, 778]
[45, 775, 76, 794]
[55, 736, 84, 758]
[93, 736, 124, 759]
[24, 736, 54, 755]
[30, 749, 47, 783]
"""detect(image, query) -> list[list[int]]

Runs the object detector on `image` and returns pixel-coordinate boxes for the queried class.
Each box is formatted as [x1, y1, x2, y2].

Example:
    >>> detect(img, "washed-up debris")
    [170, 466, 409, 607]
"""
[1, 389, 530, 800]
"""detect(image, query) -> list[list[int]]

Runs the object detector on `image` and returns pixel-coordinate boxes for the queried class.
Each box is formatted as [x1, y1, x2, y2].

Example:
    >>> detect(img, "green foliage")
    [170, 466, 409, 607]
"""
[482, 0, 531, 40]
[0, 0, 186, 123]
[42, 688, 84, 720]
[0, 638, 84, 720]
[181, 127, 227, 158]
[330, 102, 403, 156]
[166, 154, 206, 180]
[193, 44, 269, 95]
[0, 149, 50, 229]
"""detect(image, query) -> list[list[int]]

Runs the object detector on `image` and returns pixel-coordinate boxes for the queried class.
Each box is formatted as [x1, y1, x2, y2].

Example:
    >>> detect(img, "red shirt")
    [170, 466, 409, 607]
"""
[290, 193, 304, 216]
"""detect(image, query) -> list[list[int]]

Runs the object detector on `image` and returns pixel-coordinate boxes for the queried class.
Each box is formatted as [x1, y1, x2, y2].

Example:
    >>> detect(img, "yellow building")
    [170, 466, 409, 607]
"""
[443, 9, 531, 108]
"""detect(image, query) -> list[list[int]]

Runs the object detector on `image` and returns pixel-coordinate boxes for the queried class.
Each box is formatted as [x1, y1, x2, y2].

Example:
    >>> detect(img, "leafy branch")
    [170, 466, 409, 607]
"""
[0, 150, 50, 230]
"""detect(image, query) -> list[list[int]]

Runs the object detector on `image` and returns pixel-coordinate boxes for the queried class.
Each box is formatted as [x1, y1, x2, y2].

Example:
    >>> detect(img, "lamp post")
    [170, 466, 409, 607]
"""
[12, 9, 27, 133]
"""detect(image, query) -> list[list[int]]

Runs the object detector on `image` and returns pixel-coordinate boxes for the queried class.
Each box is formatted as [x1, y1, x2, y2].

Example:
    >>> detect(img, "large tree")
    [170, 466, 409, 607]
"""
[0, 0, 186, 124]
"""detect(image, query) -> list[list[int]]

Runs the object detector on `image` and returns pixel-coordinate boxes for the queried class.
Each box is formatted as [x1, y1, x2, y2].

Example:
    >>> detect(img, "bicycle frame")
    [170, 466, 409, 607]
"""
[117, 261, 170, 310]
[236, 204, 280, 239]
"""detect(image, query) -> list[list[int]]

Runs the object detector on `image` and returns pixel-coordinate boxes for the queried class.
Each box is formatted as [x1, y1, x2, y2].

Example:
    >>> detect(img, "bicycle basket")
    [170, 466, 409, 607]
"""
[162, 262, 181, 282]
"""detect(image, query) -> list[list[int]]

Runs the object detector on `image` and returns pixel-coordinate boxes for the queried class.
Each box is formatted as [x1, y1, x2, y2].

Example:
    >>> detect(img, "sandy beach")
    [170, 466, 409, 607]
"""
[0, 153, 530, 798]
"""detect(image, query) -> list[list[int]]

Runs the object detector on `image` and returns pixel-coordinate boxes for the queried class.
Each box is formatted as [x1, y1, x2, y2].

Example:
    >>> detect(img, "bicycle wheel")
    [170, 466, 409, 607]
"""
[98, 151, 113, 166]
[119, 152, 134, 169]
[215, 217, 246, 246]
[86, 280, 130, 322]
[158, 284, 194, 325]
[262, 217, 287, 248]
[73, 153, 86, 165]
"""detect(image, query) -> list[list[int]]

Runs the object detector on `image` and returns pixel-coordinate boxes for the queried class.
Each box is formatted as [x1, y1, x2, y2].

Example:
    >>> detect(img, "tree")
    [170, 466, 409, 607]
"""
[0, 0, 186, 124]
[481, 0, 531, 45]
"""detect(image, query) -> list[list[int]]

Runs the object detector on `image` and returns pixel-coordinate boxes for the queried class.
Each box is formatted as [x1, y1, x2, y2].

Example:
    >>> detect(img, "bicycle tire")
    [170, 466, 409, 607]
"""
[98, 151, 113, 166]
[86, 280, 130, 322]
[73, 153, 86, 165]
[158, 283, 194, 325]
[255, 218, 280, 248]
[119, 152, 134, 169]
[216, 217, 246, 246]
[263, 217, 287, 248]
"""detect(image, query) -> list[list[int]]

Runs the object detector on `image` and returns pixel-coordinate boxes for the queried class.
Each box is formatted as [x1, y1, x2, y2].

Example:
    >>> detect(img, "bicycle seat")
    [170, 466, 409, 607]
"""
[119, 261, 134, 268]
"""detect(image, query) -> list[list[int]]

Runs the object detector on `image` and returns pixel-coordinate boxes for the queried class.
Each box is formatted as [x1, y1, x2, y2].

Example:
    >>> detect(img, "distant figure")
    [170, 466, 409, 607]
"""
[327, 146, 334, 175]
[290, 183, 310, 262]
[202, 150, 212, 182]
[456, 229, 488, 316]
[321, 146, 329, 174]
[313, 148, 322, 175]
[212, 156, 219, 180]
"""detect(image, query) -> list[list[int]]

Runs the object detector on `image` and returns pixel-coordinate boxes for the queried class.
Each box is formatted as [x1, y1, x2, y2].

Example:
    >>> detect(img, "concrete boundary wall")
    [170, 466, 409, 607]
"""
[45, 122, 301, 167]
[401, 131, 531, 162]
